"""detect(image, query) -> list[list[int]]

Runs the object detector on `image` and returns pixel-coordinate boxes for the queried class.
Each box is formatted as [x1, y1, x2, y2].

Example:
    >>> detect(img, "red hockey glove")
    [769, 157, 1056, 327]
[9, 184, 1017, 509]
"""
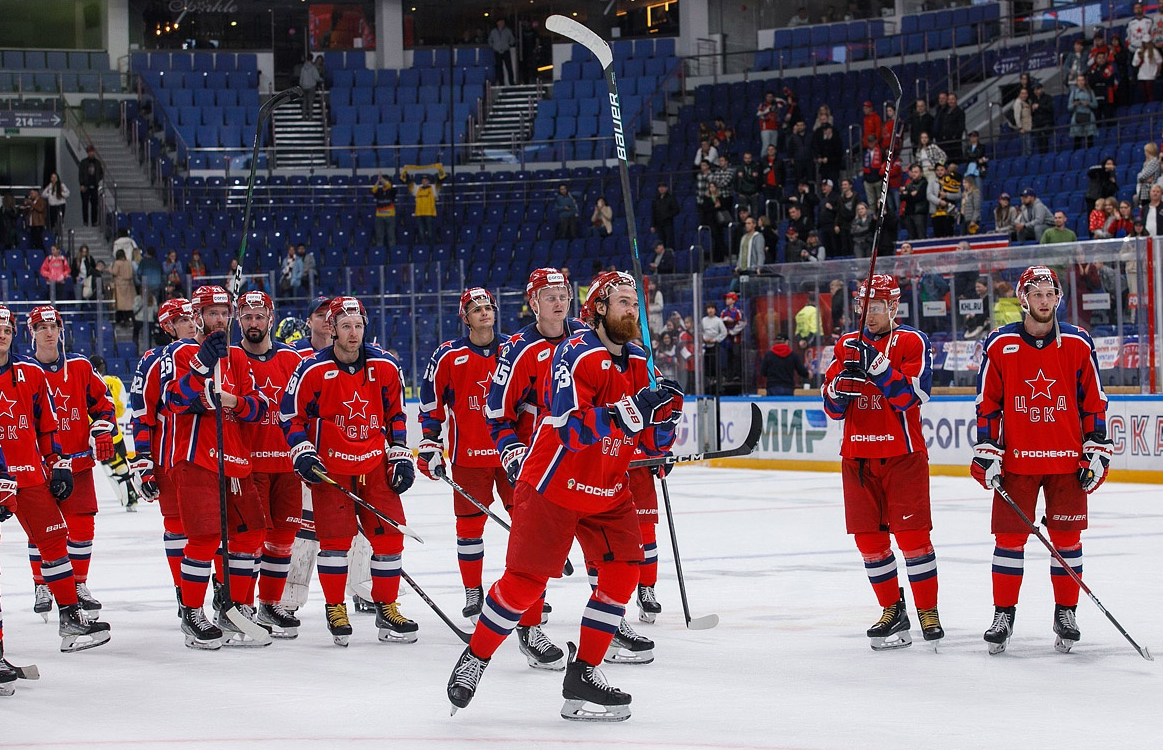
[824, 368, 866, 403]
[417, 438, 445, 480]
[971, 440, 1004, 490]
[0, 472, 15, 521]
[501, 444, 526, 487]
[1078, 433, 1112, 493]
[129, 455, 160, 502]
[843, 337, 889, 379]
[89, 419, 116, 463]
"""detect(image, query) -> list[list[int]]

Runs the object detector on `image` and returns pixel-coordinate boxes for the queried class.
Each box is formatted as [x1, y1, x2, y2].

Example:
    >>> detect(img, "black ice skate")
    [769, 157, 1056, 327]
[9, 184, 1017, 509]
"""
[447, 646, 490, 716]
[58, 603, 111, 653]
[0, 640, 38, 691]
[636, 584, 662, 624]
[375, 601, 418, 643]
[174, 585, 185, 619]
[1053, 604, 1080, 654]
[352, 594, 376, 614]
[562, 650, 632, 722]
[541, 600, 552, 625]
[984, 605, 1016, 655]
[0, 658, 14, 697]
[33, 584, 52, 622]
[867, 588, 912, 651]
[516, 624, 566, 670]
[216, 604, 272, 647]
[181, 606, 223, 650]
[326, 602, 353, 646]
[604, 618, 655, 665]
[462, 585, 483, 623]
[917, 606, 945, 648]
[75, 582, 102, 617]
[258, 602, 301, 639]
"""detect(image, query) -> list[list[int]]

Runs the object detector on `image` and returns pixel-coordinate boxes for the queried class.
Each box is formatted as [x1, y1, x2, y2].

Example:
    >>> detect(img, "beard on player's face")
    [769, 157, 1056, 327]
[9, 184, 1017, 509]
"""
[603, 308, 641, 345]
[243, 326, 267, 344]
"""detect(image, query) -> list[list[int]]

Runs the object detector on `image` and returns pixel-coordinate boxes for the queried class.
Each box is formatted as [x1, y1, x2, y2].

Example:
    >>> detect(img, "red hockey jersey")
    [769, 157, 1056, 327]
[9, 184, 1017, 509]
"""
[243, 342, 302, 473]
[976, 321, 1107, 474]
[0, 357, 60, 487]
[130, 345, 167, 464]
[31, 353, 116, 472]
[419, 336, 502, 468]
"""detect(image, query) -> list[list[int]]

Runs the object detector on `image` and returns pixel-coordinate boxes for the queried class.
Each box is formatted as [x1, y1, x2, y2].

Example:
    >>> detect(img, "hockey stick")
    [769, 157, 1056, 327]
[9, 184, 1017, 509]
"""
[400, 569, 472, 644]
[311, 467, 425, 543]
[660, 478, 718, 630]
[3, 660, 39, 680]
[628, 403, 763, 469]
[439, 472, 575, 576]
[993, 481, 1153, 661]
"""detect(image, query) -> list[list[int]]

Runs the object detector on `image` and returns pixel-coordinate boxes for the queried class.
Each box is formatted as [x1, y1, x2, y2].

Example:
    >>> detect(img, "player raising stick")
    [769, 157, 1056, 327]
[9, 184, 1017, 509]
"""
[447, 272, 682, 723]
[280, 296, 417, 646]
[821, 274, 942, 651]
[973, 265, 1111, 655]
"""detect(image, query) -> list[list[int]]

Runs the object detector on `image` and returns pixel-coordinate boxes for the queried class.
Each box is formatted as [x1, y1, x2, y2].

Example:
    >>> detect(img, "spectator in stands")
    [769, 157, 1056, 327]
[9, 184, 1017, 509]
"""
[699, 182, 731, 262]
[590, 196, 613, 237]
[372, 173, 397, 247]
[1086, 157, 1120, 211]
[781, 87, 804, 138]
[757, 215, 780, 263]
[883, 154, 904, 218]
[812, 104, 834, 135]
[927, 163, 960, 238]
[1110, 199, 1136, 236]
[788, 7, 811, 27]
[406, 164, 447, 244]
[816, 179, 840, 258]
[112, 226, 137, 263]
[1141, 183, 1163, 234]
[646, 276, 665, 335]
[1088, 49, 1118, 123]
[963, 130, 988, 180]
[1133, 40, 1161, 103]
[758, 144, 782, 218]
[784, 225, 804, 260]
[861, 134, 884, 212]
[71, 244, 97, 300]
[992, 281, 1023, 328]
[908, 98, 934, 159]
[758, 332, 809, 396]
[648, 240, 675, 275]
[1089, 30, 1110, 64]
[1111, 34, 1131, 106]
[712, 154, 736, 200]
[1029, 83, 1055, 154]
[1127, 3, 1154, 55]
[801, 230, 824, 262]
[902, 163, 929, 240]
[650, 183, 679, 250]
[914, 131, 946, 183]
[880, 103, 896, 151]
[813, 123, 843, 186]
[1069, 74, 1099, 149]
[1130, 215, 1150, 236]
[696, 159, 714, 198]
[162, 249, 180, 280]
[860, 101, 882, 151]
[790, 178, 820, 219]
[693, 138, 718, 169]
[653, 331, 681, 383]
[1063, 38, 1088, 93]
[932, 92, 949, 150]
[794, 293, 822, 352]
[1041, 210, 1078, 244]
[835, 179, 858, 256]
[22, 188, 46, 250]
[758, 92, 781, 154]
[93, 259, 111, 301]
[1090, 197, 1118, 239]
[1013, 87, 1034, 157]
[279, 245, 300, 294]
[734, 152, 763, 220]
[297, 243, 317, 292]
[298, 54, 322, 120]
[187, 249, 207, 280]
[960, 277, 991, 339]
[1, 193, 18, 249]
[786, 119, 813, 185]
[77, 145, 103, 227]
[829, 278, 848, 334]
[700, 302, 728, 390]
[850, 202, 872, 258]
[941, 93, 965, 163]
[730, 206, 752, 259]
[1014, 188, 1054, 242]
[786, 200, 814, 240]
[39, 243, 69, 292]
[137, 246, 163, 305]
[42, 173, 69, 236]
[712, 116, 737, 157]
[734, 217, 765, 286]
[961, 174, 982, 233]
[111, 247, 136, 326]
[489, 18, 517, 85]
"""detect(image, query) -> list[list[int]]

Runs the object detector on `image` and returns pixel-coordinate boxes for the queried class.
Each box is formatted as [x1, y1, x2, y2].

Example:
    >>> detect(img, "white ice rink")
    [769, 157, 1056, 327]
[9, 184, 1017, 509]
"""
[0, 466, 1158, 750]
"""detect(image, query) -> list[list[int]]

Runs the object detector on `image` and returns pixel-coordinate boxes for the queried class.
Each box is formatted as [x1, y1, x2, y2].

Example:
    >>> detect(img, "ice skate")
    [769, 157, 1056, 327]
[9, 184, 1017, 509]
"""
[181, 606, 223, 650]
[541, 600, 552, 625]
[58, 603, 111, 652]
[636, 584, 662, 624]
[918, 606, 944, 649]
[75, 582, 102, 618]
[326, 602, 352, 646]
[1053, 604, 1080, 654]
[0, 643, 17, 696]
[447, 646, 490, 715]
[258, 602, 300, 639]
[174, 586, 185, 619]
[375, 601, 418, 643]
[867, 588, 912, 651]
[604, 618, 655, 665]
[562, 650, 631, 722]
[0, 641, 37, 684]
[516, 624, 566, 670]
[462, 585, 483, 623]
[216, 604, 272, 647]
[351, 594, 376, 614]
[984, 605, 1016, 655]
[33, 584, 52, 622]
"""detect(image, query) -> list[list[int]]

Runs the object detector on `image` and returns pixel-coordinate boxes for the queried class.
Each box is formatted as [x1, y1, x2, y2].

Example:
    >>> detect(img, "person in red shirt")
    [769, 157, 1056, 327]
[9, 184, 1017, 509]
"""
[972, 266, 1111, 655]
[281, 296, 416, 647]
[821, 274, 941, 651]
[447, 271, 682, 723]
[862, 101, 883, 151]
[0, 304, 110, 652]
[880, 103, 896, 151]
[24, 305, 118, 621]
[161, 285, 267, 649]
[236, 290, 305, 638]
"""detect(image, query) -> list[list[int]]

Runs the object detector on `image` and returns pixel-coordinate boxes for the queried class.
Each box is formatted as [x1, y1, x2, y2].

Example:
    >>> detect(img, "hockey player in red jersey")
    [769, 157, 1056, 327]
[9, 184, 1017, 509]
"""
[448, 271, 682, 722]
[161, 285, 268, 649]
[821, 274, 941, 650]
[24, 305, 118, 621]
[236, 290, 305, 638]
[973, 265, 1111, 655]
[0, 304, 111, 652]
[0, 443, 35, 692]
[130, 298, 198, 615]
[281, 296, 417, 646]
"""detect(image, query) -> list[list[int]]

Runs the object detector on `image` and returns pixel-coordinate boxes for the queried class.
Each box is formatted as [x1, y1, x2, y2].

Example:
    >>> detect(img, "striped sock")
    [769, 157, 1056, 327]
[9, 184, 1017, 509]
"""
[991, 546, 1025, 608]
[369, 553, 402, 603]
[640, 523, 659, 587]
[27, 542, 43, 585]
[1050, 546, 1083, 607]
[227, 553, 259, 606]
[257, 550, 292, 603]
[42, 556, 79, 606]
[67, 538, 94, 582]
[578, 596, 625, 665]
[904, 551, 938, 609]
[863, 552, 901, 607]
[316, 549, 348, 605]
[180, 557, 212, 609]
[470, 589, 523, 659]
[163, 533, 186, 588]
[456, 536, 484, 588]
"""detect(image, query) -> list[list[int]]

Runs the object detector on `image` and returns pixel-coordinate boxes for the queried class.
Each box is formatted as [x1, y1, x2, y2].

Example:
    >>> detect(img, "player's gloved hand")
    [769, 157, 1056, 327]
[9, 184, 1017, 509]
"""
[650, 461, 672, 478]
[501, 444, 526, 487]
[650, 379, 685, 428]
[193, 329, 229, 376]
[89, 419, 117, 463]
[0, 472, 15, 522]
[417, 438, 445, 480]
[385, 444, 415, 494]
[129, 455, 160, 502]
[843, 337, 889, 379]
[824, 368, 866, 403]
[1078, 432, 1113, 493]
[971, 439, 1004, 490]
[48, 456, 74, 500]
[611, 384, 677, 434]
[291, 443, 327, 485]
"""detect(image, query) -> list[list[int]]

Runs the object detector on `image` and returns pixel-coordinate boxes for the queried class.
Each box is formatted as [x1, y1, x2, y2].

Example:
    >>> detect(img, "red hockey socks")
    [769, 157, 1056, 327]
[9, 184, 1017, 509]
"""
[855, 533, 900, 607]
[40, 555, 79, 607]
[455, 515, 487, 589]
[369, 553, 402, 603]
[577, 561, 638, 665]
[1049, 530, 1083, 607]
[639, 522, 658, 587]
[162, 517, 186, 588]
[180, 536, 219, 609]
[897, 529, 938, 610]
[316, 546, 348, 605]
[992, 533, 1027, 608]
[470, 571, 547, 660]
[64, 513, 95, 583]
[26, 542, 43, 585]
[257, 530, 296, 604]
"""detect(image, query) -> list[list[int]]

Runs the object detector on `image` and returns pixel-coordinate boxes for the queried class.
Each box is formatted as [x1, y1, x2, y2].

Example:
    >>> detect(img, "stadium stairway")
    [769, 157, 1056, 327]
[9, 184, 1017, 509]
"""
[474, 84, 540, 164]
[86, 124, 167, 261]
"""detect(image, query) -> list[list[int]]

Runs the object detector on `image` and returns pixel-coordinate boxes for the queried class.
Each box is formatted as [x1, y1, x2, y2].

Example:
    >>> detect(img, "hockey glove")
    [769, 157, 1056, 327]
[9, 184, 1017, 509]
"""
[651, 461, 672, 479]
[651, 379, 686, 428]
[291, 442, 327, 485]
[385, 444, 415, 494]
[971, 440, 1005, 490]
[843, 337, 889, 379]
[417, 438, 445, 480]
[501, 444, 527, 487]
[1078, 433, 1113, 493]
[824, 368, 866, 404]
[0, 472, 15, 522]
[129, 455, 160, 503]
[611, 384, 676, 435]
[89, 419, 117, 463]
[192, 329, 229, 376]
[48, 456, 74, 500]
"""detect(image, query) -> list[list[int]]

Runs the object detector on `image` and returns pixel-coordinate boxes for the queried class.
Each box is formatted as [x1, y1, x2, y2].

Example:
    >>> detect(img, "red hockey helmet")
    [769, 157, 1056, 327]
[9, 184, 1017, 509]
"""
[581, 270, 636, 325]
[525, 267, 568, 302]
[1017, 265, 1062, 310]
[190, 285, 232, 314]
[26, 305, 62, 336]
[236, 290, 275, 317]
[157, 298, 194, 332]
[0, 304, 13, 333]
[854, 274, 902, 305]
[459, 287, 497, 323]
[327, 296, 367, 328]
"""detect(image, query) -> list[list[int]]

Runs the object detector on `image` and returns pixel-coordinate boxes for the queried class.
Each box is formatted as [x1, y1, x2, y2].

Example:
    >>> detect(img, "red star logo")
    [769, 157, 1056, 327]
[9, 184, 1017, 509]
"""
[259, 377, 283, 404]
[51, 386, 71, 415]
[564, 334, 587, 350]
[0, 391, 15, 419]
[343, 391, 369, 420]
[1024, 369, 1056, 400]
[477, 375, 492, 401]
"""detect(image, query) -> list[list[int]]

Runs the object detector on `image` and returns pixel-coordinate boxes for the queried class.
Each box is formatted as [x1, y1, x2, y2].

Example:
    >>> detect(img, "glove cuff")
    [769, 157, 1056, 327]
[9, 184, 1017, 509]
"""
[90, 419, 116, 436]
[290, 442, 317, 463]
[386, 444, 413, 462]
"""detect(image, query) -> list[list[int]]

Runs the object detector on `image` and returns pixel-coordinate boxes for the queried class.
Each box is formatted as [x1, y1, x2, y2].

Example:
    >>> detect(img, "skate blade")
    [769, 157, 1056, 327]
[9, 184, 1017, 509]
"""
[60, 631, 112, 653]
[377, 628, 418, 644]
[463, 613, 480, 625]
[332, 635, 350, 647]
[637, 606, 657, 625]
[524, 653, 567, 671]
[987, 639, 1009, 655]
[268, 627, 299, 640]
[1054, 636, 1076, 654]
[560, 698, 631, 722]
[603, 647, 655, 665]
[221, 631, 273, 648]
[36, 611, 50, 624]
[184, 635, 223, 651]
[870, 631, 913, 651]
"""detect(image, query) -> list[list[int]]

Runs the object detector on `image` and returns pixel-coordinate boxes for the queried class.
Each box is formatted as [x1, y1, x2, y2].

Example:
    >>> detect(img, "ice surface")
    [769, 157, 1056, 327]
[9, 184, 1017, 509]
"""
[1, 468, 1158, 749]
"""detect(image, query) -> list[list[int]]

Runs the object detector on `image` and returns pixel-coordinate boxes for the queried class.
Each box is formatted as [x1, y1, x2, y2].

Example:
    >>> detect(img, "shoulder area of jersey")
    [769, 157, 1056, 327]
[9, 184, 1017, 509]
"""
[364, 341, 400, 363]
[271, 341, 301, 355]
[982, 322, 1025, 348]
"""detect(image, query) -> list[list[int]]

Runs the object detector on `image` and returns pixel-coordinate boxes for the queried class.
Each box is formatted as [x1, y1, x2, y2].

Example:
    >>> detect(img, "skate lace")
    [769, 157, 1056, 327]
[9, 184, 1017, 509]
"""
[76, 582, 94, 600]
[582, 663, 618, 693]
[918, 607, 941, 630]
[379, 601, 411, 626]
[34, 584, 52, 604]
[451, 653, 486, 689]
[638, 585, 657, 606]
[464, 587, 483, 608]
[617, 619, 641, 640]
[189, 608, 214, 631]
[873, 604, 898, 629]
[267, 603, 294, 619]
[525, 625, 554, 653]
[326, 603, 351, 628]
[1056, 607, 1078, 631]
[989, 609, 1011, 632]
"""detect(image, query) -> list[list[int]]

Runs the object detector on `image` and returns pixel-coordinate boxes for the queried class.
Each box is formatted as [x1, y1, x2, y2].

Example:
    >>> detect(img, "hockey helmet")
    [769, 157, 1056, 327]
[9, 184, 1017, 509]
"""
[854, 274, 902, 305]
[26, 305, 62, 336]
[237, 290, 274, 316]
[1017, 265, 1062, 310]
[157, 298, 194, 334]
[0, 304, 14, 333]
[274, 316, 307, 345]
[190, 285, 232, 314]
[581, 270, 636, 325]
[459, 287, 497, 323]
[327, 296, 368, 328]
[525, 267, 568, 302]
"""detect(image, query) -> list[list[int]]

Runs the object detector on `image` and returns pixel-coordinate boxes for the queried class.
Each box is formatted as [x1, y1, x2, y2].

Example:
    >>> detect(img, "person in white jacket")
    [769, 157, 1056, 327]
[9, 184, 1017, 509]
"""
[701, 302, 729, 390]
[43, 173, 70, 235]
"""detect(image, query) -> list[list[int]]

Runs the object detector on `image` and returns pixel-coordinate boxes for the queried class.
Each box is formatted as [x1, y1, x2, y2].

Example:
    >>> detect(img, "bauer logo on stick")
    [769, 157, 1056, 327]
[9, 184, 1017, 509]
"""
[608, 92, 626, 161]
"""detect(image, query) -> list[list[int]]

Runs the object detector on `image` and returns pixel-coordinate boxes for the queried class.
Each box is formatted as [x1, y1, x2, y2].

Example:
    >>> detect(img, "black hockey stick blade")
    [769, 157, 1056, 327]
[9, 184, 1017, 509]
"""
[400, 570, 472, 644]
[314, 468, 425, 543]
[628, 403, 763, 469]
[877, 65, 903, 99]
